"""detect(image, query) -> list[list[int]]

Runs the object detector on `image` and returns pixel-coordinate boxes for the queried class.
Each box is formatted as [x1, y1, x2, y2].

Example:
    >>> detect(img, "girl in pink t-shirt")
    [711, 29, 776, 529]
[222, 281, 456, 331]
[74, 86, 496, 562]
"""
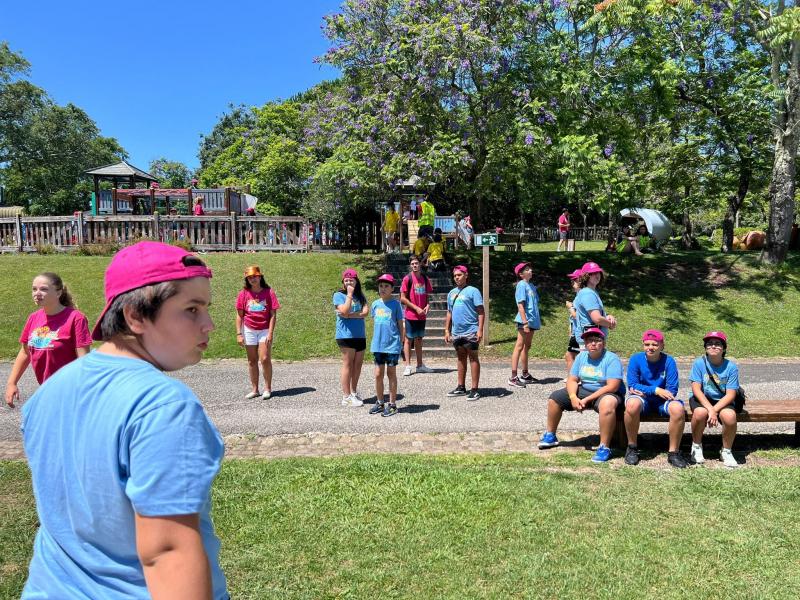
[235, 265, 280, 399]
[5, 273, 92, 407]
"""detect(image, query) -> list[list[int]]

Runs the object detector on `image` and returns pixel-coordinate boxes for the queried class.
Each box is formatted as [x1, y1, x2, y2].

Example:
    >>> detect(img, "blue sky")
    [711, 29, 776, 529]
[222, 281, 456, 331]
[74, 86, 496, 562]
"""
[2, 0, 341, 170]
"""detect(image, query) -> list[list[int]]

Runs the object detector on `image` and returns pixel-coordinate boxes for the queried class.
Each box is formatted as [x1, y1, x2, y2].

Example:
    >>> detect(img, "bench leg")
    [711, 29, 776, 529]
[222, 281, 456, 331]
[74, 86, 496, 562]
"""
[795, 422, 800, 447]
[614, 417, 626, 449]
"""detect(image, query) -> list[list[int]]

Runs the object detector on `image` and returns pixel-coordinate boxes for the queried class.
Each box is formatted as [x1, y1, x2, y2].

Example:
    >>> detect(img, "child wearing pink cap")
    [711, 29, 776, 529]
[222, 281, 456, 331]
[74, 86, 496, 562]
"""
[688, 331, 742, 468]
[5, 272, 92, 408]
[19, 241, 227, 599]
[334, 268, 369, 406]
[400, 255, 434, 376]
[572, 262, 617, 346]
[563, 268, 583, 379]
[369, 274, 405, 416]
[623, 329, 687, 468]
[508, 262, 540, 388]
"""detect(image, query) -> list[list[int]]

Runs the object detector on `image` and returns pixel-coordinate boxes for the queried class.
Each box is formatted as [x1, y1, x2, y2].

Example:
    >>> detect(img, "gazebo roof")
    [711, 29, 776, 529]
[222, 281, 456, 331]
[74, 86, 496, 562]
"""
[85, 160, 158, 182]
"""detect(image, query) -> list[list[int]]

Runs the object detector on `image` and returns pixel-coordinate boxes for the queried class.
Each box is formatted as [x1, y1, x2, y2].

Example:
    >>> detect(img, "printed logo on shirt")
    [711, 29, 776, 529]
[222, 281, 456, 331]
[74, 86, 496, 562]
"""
[247, 299, 267, 312]
[704, 373, 727, 387]
[29, 325, 59, 350]
[579, 365, 602, 384]
[374, 307, 392, 322]
[450, 292, 467, 305]
[351, 301, 361, 313]
[414, 285, 427, 296]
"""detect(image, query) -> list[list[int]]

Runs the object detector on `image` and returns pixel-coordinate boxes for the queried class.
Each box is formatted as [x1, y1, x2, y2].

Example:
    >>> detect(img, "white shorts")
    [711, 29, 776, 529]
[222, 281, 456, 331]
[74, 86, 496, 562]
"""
[243, 326, 269, 346]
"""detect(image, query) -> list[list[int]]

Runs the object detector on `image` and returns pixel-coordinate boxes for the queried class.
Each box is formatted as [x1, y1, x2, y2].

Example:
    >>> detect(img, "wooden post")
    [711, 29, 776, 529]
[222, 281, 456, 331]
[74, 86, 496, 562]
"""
[187, 187, 193, 211]
[77, 212, 85, 245]
[15, 214, 23, 252]
[230, 212, 238, 252]
[153, 212, 160, 241]
[93, 176, 100, 215]
[482, 244, 490, 347]
[224, 187, 231, 213]
[112, 188, 118, 216]
[150, 188, 156, 215]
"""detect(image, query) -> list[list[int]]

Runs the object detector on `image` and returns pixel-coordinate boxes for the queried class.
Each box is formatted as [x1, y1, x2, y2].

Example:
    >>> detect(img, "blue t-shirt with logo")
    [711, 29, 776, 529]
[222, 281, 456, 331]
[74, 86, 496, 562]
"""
[514, 280, 541, 329]
[689, 356, 740, 402]
[20, 351, 228, 599]
[447, 285, 484, 337]
[370, 298, 403, 354]
[573, 287, 607, 337]
[333, 291, 366, 339]
[570, 349, 624, 393]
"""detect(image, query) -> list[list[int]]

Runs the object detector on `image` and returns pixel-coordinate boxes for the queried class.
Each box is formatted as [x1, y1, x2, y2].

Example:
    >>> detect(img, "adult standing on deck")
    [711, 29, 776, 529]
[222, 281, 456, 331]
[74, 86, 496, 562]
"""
[418, 197, 436, 240]
[557, 208, 571, 251]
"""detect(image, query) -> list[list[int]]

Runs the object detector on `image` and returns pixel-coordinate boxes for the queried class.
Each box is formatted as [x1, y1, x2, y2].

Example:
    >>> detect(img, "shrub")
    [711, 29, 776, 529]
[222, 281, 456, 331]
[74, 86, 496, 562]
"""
[70, 237, 120, 256]
[34, 243, 58, 255]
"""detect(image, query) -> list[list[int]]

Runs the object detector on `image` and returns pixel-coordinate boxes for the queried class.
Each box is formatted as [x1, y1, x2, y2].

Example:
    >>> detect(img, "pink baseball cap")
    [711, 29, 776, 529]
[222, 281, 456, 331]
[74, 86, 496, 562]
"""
[581, 327, 606, 340]
[453, 265, 468, 274]
[703, 330, 728, 345]
[377, 273, 395, 285]
[567, 268, 583, 279]
[581, 262, 603, 274]
[342, 268, 359, 280]
[92, 241, 212, 340]
[514, 262, 531, 276]
[642, 329, 665, 343]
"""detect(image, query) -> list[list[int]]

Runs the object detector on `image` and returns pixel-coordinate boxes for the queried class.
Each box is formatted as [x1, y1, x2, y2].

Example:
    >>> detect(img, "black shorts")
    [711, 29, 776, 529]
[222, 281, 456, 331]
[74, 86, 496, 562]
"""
[453, 335, 479, 352]
[567, 336, 580, 354]
[689, 395, 742, 414]
[516, 323, 538, 332]
[337, 338, 366, 352]
[549, 385, 624, 412]
[405, 319, 427, 339]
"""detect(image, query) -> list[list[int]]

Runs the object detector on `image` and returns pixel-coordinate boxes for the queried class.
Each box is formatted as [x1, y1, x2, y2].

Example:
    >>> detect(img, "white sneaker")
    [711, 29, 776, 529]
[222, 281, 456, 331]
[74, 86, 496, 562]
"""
[354, 391, 364, 405]
[690, 443, 705, 465]
[403, 365, 413, 376]
[416, 364, 433, 374]
[341, 394, 363, 407]
[261, 391, 272, 399]
[720, 449, 739, 468]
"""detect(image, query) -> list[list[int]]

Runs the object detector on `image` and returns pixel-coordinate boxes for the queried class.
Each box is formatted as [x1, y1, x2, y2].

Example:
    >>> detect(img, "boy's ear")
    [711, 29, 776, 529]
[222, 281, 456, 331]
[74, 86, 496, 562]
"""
[122, 304, 148, 335]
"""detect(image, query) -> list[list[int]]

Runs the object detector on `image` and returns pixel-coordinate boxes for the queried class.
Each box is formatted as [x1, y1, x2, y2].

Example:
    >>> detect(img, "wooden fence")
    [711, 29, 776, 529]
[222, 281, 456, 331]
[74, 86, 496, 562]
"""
[0, 214, 382, 253]
[511, 226, 611, 242]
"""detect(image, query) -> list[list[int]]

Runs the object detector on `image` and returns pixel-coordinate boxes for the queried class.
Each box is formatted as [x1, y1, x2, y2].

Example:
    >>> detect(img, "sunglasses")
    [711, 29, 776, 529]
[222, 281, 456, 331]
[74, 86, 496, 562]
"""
[704, 341, 724, 347]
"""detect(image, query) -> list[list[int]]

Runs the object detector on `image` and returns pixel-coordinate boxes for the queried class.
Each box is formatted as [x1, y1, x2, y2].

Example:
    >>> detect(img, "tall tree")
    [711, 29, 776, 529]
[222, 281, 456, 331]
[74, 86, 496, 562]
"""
[149, 158, 191, 188]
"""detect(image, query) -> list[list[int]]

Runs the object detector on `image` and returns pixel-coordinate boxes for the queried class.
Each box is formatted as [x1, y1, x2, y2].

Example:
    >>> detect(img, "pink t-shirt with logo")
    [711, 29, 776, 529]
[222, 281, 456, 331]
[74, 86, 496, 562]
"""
[401, 273, 433, 321]
[193, 203, 205, 216]
[558, 213, 570, 232]
[235, 287, 281, 331]
[19, 307, 92, 384]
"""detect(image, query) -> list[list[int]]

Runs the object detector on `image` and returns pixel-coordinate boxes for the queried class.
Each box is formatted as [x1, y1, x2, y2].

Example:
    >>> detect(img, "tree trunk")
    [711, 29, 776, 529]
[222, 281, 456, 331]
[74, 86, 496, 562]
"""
[721, 158, 751, 252]
[575, 197, 587, 240]
[606, 207, 618, 251]
[682, 209, 696, 250]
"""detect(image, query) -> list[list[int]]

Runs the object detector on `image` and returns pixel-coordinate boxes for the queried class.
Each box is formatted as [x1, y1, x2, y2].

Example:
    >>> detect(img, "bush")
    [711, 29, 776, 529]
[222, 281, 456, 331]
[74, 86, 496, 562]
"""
[70, 237, 120, 256]
[34, 243, 58, 255]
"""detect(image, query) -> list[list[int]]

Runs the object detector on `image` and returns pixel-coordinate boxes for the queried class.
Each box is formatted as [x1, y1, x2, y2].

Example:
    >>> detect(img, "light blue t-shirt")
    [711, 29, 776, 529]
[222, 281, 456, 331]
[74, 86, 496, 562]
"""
[514, 280, 541, 329]
[689, 356, 740, 402]
[333, 291, 366, 339]
[370, 298, 403, 354]
[21, 351, 227, 599]
[448, 285, 484, 337]
[573, 287, 607, 337]
[570, 349, 624, 393]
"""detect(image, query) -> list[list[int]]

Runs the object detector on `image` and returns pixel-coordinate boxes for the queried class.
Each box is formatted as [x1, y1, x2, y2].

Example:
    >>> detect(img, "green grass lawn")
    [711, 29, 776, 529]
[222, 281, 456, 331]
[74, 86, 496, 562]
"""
[3, 454, 800, 599]
[1, 247, 798, 360]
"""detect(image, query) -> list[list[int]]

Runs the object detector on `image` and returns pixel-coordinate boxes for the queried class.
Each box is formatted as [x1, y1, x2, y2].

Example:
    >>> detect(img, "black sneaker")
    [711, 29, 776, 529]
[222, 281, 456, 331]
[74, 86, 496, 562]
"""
[382, 404, 398, 417]
[624, 445, 640, 466]
[668, 451, 689, 469]
[520, 373, 539, 384]
[466, 389, 481, 401]
[369, 402, 385, 415]
[447, 386, 467, 397]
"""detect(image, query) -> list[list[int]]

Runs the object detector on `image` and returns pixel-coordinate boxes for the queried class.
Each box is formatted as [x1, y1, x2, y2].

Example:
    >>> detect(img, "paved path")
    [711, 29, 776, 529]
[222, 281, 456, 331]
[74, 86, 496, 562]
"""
[2, 358, 798, 461]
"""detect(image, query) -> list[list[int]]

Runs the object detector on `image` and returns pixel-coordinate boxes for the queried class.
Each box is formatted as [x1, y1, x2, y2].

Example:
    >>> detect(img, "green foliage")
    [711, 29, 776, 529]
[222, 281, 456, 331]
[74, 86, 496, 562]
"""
[148, 158, 191, 188]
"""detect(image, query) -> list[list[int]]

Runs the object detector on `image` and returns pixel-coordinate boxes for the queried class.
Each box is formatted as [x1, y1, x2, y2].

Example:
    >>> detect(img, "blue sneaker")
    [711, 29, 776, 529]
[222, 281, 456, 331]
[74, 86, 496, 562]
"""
[592, 444, 612, 463]
[538, 432, 559, 449]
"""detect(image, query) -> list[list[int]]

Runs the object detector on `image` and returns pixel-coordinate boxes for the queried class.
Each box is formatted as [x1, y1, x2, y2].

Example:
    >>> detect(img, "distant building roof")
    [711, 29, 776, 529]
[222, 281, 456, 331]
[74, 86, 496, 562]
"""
[85, 160, 158, 182]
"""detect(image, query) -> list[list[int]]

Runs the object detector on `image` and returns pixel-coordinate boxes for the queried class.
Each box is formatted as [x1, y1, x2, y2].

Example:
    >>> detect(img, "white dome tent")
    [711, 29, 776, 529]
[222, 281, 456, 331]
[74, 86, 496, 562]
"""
[620, 208, 672, 242]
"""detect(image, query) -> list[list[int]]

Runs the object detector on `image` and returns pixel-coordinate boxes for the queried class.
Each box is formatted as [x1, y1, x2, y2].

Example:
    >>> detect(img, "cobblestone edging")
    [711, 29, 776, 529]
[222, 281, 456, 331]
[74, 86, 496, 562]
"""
[4, 433, 798, 468]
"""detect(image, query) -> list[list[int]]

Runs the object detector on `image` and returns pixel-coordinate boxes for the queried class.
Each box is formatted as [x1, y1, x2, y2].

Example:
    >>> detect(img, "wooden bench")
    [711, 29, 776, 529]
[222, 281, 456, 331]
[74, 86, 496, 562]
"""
[616, 399, 800, 448]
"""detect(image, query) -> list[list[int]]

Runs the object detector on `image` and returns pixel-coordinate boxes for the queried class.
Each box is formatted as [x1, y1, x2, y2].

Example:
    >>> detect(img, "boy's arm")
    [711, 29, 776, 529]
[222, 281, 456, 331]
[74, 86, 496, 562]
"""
[476, 305, 485, 341]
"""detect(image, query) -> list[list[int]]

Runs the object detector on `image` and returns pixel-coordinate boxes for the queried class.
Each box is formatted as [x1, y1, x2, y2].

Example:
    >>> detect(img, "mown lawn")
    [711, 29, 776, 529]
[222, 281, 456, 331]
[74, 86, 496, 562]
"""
[3, 454, 800, 599]
[0, 247, 798, 360]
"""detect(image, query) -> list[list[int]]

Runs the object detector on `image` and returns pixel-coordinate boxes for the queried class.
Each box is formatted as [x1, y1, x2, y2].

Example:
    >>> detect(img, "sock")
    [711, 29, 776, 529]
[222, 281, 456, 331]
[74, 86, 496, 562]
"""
[692, 442, 702, 449]
[628, 444, 637, 449]
[511, 370, 518, 378]
[522, 370, 529, 376]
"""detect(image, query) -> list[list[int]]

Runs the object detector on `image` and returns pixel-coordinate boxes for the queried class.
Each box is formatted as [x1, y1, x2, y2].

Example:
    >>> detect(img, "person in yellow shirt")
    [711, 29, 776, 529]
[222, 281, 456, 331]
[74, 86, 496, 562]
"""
[418, 198, 436, 239]
[383, 202, 400, 253]
[413, 235, 430, 262]
[427, 231, 446, 271]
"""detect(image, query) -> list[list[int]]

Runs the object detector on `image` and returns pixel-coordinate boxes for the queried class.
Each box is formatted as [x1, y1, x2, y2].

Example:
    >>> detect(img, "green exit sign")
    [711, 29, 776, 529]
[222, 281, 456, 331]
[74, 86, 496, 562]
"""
[474, 233, 498, 247]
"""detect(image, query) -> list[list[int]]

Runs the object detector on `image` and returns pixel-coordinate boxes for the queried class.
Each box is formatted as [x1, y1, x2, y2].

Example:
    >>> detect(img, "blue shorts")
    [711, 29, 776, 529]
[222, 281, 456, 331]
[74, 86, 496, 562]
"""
[374, 352, 400, 366]
[405, 319, 427, 339]
[626, 394, 684, 417]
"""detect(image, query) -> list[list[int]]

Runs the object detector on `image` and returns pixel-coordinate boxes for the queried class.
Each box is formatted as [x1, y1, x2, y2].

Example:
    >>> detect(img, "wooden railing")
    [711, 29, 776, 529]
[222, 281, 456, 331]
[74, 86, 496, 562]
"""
[512, 226, 611, 242]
